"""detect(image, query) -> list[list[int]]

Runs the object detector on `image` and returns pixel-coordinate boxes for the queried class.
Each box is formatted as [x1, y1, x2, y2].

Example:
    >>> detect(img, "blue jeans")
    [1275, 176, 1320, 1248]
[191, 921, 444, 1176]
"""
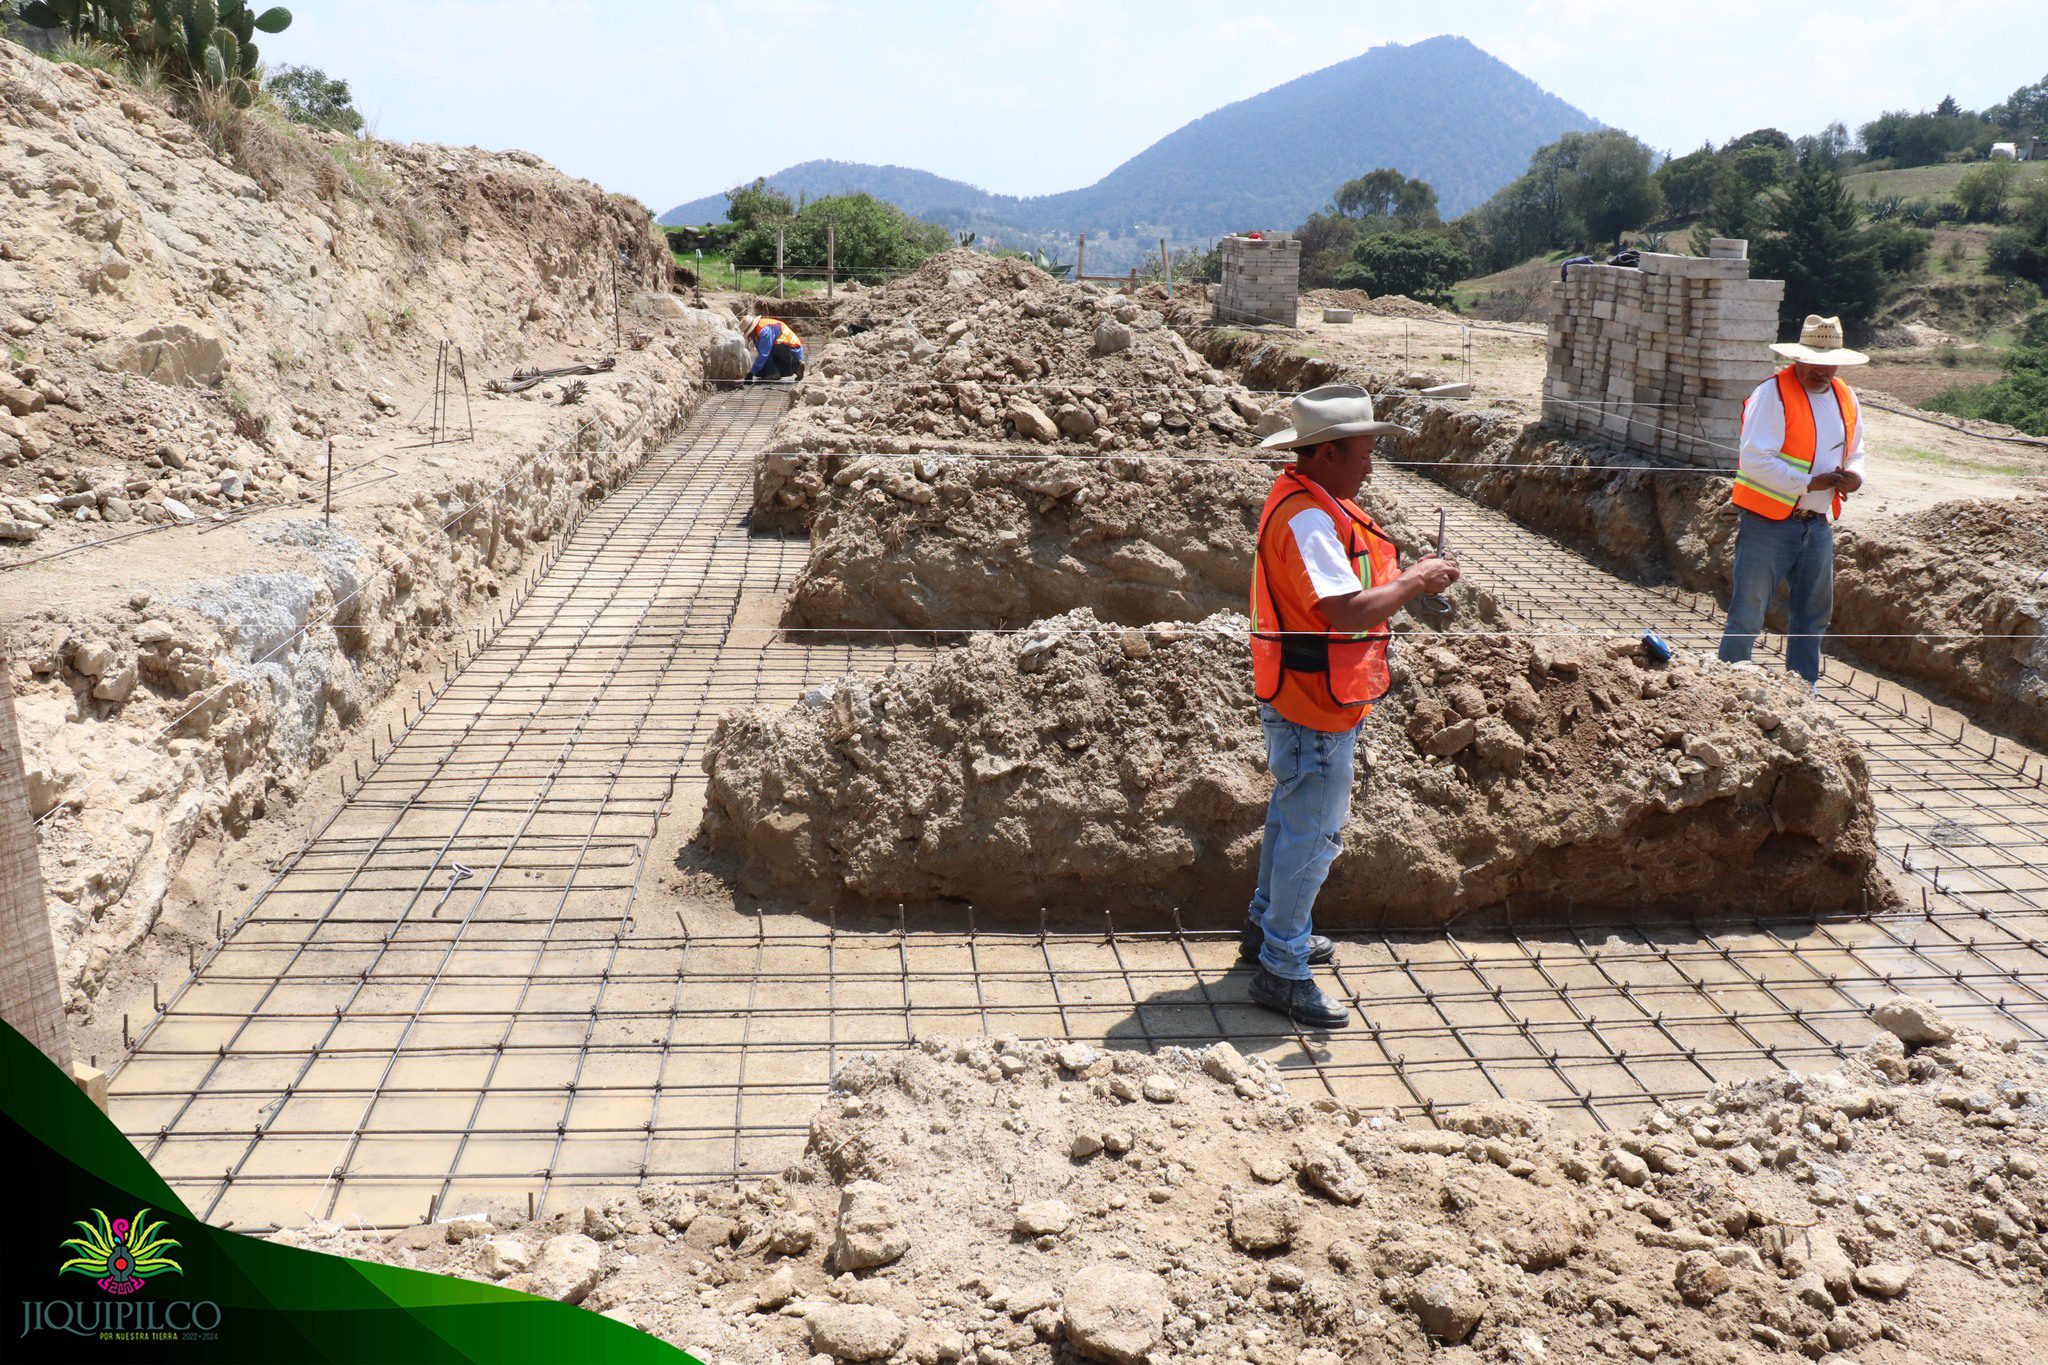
[1718, 509, 1834, 683]
[1247, 704, 1359, 980]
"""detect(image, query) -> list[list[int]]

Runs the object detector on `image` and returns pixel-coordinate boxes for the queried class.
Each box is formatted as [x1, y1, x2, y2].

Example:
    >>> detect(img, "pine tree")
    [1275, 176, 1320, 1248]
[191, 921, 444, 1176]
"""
[1751, 152, 1886, 343]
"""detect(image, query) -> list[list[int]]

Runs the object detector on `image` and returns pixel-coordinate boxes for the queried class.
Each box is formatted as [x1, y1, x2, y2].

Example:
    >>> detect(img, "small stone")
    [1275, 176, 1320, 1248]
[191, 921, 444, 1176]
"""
[529, 1233, 601, 1304]
[1006, 400, 1058, 443]
[480, 1238, 529, 1278]
[832, 1180, 909, 1270]
[1854, 1261, 1917, 1298]
[1140, 1073, 1179, 1104]
[1062, 1263, 1167, 1364]
[682, 1213, 738, 1250]
[807, 1302, 906, 1361]
[1248, 1153, 1291, 1184]
[1014, 1199, 1074, 1237]
[1873, 997, 1955, 1047]
[579, 1204, 619, 1240]
[1069, 1131, 1105, 1160]
[1228, 1188, 1300, 1253]
[1674, 1250, 1731, 1304]
[1057, 1042, 1098, 1071]
[765, 1211, 818, 1256]
[1409, 1264, 1484, 1343]
[751, 1266, 796, 1311]
[446, 1218, 492, 1243]
[1200, 1042, 1250, 1083]
[1298, 1141, 1366, 1205]
[1605, 1150, 1651, 1187]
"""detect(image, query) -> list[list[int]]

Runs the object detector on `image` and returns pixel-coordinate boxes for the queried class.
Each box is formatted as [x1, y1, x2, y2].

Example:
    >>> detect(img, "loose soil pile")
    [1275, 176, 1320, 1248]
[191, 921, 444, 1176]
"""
[782, 457, 1499, 633]
[756, 251, 1271, 530]
[700, 609, 1882, 923]
[283, 1001, 2048, 1364]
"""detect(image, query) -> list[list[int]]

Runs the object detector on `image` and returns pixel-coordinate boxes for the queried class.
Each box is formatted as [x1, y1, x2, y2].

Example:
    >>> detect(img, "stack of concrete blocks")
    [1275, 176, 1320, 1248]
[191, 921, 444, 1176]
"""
[1216, 234, 1301, 328]
[1541, 240, 1785, 468]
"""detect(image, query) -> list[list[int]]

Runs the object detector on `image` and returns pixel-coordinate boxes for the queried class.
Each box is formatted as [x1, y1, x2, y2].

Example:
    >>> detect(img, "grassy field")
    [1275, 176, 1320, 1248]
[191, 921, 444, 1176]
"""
[1843, 159, 2048, 202]
[670, 247, 830, 296]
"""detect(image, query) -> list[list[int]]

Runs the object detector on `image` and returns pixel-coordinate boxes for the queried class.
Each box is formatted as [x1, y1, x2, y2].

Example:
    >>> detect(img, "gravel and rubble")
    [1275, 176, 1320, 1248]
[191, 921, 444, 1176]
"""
[700, 609, 1884, 923]
[754, 251, 1274, 531]
[279, 1001, 2048, 1363]
[782, 456, 1498, 633]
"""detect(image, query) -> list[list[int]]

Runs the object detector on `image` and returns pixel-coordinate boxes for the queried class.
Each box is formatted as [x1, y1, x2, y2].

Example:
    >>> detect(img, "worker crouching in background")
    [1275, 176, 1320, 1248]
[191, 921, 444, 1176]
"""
[1719, 315, 1869, 689]
[744, 314, 805, 381]
[1245, 385, 1461, 1030]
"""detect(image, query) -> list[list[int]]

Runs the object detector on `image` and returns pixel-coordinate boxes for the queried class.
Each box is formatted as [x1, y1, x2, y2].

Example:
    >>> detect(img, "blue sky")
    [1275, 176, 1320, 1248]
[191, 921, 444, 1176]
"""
[261, 1, 2046, 213]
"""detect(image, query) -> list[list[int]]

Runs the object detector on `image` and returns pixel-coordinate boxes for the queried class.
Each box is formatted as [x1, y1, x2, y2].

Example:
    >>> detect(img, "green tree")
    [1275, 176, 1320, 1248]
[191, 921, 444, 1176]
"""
[1955, 161, 2020, 222]
[1563, 132, 1662, 244]
[1334, 230, 1470, 303]
[1934, 95, 1961, 119]
[1654, 146, 1719, 218]
[1986, 180, 2048, 286]
[723, 177, 794, 231]
[1925, 307, 2048, 435]
[1689, 166, 1767, 255]
[732, 192, 948, 280]
[266, 65, 363, 134]
[1859, 109, 1977, 167]
[1750, 151, 1887, 343]
[1987, 73, 2048, 137]
[1332, 168, 1440, 230]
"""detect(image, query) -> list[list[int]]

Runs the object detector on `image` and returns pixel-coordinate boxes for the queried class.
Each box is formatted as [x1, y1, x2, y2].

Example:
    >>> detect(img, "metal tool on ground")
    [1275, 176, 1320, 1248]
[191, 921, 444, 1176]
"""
[486, 357, 616, 395]
[1412, 507, 1455, 618]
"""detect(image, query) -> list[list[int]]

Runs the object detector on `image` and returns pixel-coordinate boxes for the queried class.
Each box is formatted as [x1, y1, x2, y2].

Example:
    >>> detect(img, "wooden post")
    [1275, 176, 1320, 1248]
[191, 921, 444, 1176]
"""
[826, 225, 835, 301]
[1161, 238, 1173, 299]
[775, 225, 785, 300]
[1075, 234, 1086, 284]
[0, 658, 69, 1072]
[324, 438, 333, 525]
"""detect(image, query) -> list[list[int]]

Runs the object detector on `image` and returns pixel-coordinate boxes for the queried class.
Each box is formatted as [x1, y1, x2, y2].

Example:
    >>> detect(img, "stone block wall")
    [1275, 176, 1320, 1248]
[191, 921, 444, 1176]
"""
[1215, 235, 1300, 328]
[1542, 248, 1786, 467]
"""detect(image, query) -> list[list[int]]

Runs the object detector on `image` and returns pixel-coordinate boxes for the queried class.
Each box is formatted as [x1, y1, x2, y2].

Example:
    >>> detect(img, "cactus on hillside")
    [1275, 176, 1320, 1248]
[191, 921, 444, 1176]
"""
[20, 0, 290, 105]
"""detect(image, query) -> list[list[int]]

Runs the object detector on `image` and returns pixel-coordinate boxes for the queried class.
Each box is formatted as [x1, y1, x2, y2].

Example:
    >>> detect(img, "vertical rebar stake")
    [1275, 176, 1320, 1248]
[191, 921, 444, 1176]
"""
[324, 438, 333, 527]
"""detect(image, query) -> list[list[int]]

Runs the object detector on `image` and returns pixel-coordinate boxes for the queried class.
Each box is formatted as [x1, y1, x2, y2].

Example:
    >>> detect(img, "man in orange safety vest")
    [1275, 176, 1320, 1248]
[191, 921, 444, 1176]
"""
[1718, 314, 1869, 688]
[1244, 384, 1461, 1030]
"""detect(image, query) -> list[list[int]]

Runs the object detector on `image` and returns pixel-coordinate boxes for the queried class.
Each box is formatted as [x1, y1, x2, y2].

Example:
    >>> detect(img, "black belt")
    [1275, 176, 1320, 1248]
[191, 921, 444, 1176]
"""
[1280, 634, 1329, 672]
[1789, 509, 1824, 522]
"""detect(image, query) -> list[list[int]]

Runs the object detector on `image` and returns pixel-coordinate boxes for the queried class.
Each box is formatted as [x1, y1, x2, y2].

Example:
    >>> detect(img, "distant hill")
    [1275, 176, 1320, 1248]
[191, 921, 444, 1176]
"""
[661, 36, 1599, 257]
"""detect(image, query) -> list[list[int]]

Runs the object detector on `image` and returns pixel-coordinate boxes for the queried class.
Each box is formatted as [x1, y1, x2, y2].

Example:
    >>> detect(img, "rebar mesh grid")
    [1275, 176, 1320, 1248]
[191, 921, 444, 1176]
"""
[106, 399, 2048, 1232]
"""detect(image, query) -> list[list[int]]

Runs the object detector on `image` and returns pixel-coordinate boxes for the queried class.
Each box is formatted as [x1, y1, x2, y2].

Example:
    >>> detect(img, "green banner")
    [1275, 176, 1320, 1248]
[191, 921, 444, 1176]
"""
[0, 1022, 700, 1363]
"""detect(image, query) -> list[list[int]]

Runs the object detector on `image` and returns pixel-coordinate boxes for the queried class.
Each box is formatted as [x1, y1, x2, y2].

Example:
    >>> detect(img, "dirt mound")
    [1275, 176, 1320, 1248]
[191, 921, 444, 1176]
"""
[700, 609, 1882, 923]
[284, 1002, 2048, 1364]
[756, 251, 1273, 528]
[782, 457, 1499, 633]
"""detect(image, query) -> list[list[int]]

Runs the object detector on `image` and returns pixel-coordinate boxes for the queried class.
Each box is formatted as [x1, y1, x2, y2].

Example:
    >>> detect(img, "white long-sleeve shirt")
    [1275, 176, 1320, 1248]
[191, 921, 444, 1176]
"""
[1738, 374, 1868, 514]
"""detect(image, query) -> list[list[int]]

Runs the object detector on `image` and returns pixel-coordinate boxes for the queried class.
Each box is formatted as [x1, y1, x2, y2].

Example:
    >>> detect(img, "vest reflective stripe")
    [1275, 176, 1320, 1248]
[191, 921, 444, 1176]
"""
[1250, 471, 1400, 729]
[753, 318, 803, 350]
[1731, 368, 1855, 521]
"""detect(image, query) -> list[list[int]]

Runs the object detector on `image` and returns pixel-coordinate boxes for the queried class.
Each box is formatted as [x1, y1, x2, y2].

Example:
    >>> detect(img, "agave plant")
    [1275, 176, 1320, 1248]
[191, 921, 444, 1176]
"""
[59, 1209, 183, 1296]
[1031, 248, 1073, 280]
[20, 0, 290, 106]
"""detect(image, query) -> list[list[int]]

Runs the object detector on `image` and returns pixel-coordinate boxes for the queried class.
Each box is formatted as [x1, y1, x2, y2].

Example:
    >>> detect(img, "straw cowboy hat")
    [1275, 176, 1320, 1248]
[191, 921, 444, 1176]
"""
[1258, 383, 1415, 451]
[1770, 315, 1868, 367]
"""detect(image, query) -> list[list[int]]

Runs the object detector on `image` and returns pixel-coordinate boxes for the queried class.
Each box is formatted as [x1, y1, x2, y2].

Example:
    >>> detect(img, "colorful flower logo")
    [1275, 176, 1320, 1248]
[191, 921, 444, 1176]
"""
[59, 1209, 183, 1296]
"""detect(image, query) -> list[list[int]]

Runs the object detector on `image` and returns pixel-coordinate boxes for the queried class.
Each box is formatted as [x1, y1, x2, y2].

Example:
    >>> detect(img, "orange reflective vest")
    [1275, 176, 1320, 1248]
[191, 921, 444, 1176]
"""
[1250, 469, 1402, 732]
[751, 317, 803, 350]
[1732, 367, 1856, 521]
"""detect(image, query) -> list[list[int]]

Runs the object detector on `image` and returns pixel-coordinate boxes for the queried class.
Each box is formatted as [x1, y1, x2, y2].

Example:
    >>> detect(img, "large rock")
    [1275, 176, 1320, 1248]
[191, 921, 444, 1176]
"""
[806, 1302, 906, 1361]
[702, 611, 1886, 925]
[1410, 1265, 1484, 1343]
[830, 1180, 908, 1270]
[1006, 399, 1059, 443]
[704, 328, 752, 383]
[1061, 1263, 1167, 1364]
[91, 321, 226, 387]
[526, 1233, 601, 1304]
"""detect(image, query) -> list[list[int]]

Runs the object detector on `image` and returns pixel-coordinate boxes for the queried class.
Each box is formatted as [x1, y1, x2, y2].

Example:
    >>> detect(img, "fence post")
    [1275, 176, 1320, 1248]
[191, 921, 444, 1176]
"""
[1161, 238, 1172, 299]
[775, 226, 785, 300]
[826, 225, 835, 301]
[1075, 234, 1086, 284]
[0, 656, 70, 1074]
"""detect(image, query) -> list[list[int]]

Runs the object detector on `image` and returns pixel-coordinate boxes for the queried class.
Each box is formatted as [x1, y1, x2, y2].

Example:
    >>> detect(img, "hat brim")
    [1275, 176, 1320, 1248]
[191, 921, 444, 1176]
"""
[1770, 342, 1869, 366]
[1257, 418, 1416, 450]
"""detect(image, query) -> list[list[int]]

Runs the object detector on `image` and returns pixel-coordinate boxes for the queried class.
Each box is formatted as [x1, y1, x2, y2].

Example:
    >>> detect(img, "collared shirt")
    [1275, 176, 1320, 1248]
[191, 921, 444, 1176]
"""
[1738, 374, 1868, 513]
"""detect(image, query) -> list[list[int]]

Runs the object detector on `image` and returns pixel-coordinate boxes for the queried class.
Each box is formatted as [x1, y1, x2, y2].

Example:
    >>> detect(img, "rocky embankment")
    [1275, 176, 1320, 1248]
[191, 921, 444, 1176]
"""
[279, 1000, 2047, 1364]
[701, 610, 1883, 923]
[0, 41, 731, 996]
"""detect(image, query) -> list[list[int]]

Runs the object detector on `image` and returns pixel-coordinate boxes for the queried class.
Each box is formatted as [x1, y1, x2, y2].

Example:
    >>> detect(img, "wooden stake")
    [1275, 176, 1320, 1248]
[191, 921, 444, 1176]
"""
[775, 226, 785, 299]
[1160, 238, 1172, 298]
[826, 225, 835, 300]
[1075, 234, 1086, 284]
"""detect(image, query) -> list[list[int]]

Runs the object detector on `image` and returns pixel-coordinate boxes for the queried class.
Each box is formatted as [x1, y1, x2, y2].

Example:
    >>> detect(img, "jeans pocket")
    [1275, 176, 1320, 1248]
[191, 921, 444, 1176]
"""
[1263, 716, 1302, 784]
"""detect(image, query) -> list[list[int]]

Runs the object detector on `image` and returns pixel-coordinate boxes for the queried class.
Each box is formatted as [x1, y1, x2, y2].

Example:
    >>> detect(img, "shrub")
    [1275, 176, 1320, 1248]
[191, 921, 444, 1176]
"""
[1922, 307, 2048, 436]
[267, 64, 363, 134]
[1334, 231, 1471, 303]
[1955, 162, 2020, 222]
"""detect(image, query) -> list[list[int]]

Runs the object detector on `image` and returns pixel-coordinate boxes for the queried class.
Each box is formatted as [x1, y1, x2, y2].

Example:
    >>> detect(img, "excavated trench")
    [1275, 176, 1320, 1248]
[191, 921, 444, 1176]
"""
[102, 261, 2048, 1238]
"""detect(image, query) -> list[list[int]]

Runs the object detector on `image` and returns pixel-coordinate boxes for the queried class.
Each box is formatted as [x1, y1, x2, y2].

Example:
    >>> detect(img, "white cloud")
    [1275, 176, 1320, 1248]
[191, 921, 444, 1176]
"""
[261, 0, 2045, 213]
